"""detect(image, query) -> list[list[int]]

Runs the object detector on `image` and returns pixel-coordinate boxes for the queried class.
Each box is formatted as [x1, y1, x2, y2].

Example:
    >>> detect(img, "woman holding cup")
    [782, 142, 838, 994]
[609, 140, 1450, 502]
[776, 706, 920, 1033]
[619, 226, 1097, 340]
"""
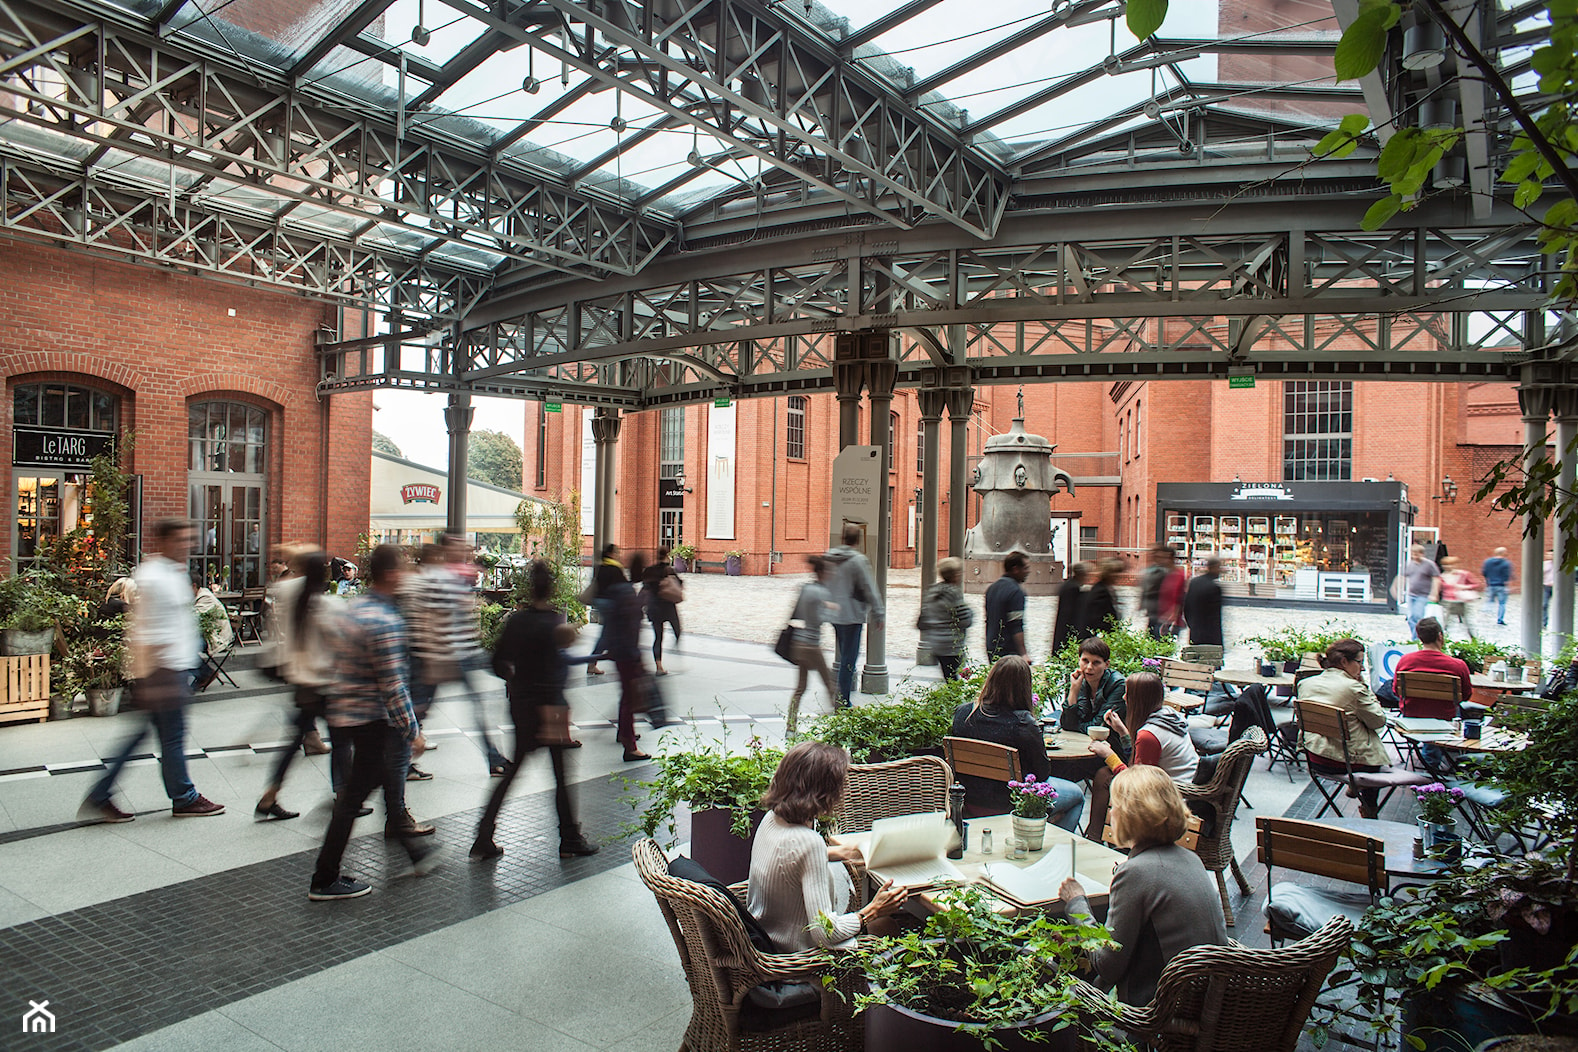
[1080, 671, 1199, 840]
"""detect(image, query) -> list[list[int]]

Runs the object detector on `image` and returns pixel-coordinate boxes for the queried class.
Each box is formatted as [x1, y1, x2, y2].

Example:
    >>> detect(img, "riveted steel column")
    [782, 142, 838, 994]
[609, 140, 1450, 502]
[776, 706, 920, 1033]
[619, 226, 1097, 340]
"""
[918, 387, 947, 589]
[1518, 380, 1553, 658]
[444, 393, 475, 537]
[945, 385, 976, 558]
[1553, 386, 1578, 642]
[591, 408, 623, 558]
[863, 358, 898, 695]
[834, 360, 864, 451]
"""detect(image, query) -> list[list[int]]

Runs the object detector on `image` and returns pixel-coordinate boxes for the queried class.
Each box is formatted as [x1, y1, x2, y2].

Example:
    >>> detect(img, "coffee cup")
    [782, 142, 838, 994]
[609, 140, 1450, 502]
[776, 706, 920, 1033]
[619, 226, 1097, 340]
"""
[1463, 720, 1482, 740]
[1088, 727, 1111, 743]
[1259, 661, 1276, 677]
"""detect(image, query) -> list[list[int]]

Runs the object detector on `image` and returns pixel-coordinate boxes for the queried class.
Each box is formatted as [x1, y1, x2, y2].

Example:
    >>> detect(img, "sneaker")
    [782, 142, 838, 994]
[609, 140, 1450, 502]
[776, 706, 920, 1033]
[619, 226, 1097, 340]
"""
[78, 799, 134, 824]
[399, 843, 444, 878]
[406, 765, 433, 782]
[308, 877, 372, 901]
[172, 795, 226, 817]
[254, 801, 300, 821]
[384, 808, 435, 839]
[469, 839, 504, 860]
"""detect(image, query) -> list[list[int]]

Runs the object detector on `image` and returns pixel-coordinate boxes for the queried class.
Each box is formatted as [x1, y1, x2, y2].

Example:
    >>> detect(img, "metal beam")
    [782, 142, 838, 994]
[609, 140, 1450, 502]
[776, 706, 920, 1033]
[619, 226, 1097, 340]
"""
[841, 0, 947, 53]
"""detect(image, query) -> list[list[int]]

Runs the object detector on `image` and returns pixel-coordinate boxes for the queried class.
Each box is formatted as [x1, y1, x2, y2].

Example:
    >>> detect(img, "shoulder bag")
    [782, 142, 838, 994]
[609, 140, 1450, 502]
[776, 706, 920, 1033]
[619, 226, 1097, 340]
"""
[658, 573, 684, 604]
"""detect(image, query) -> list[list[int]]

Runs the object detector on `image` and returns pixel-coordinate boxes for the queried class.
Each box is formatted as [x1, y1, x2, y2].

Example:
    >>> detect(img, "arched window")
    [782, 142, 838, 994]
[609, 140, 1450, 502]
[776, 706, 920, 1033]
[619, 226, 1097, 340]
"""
[785, 396, 806, 460]
[11, 381, 121, 567]
[188, 401, 269, 589]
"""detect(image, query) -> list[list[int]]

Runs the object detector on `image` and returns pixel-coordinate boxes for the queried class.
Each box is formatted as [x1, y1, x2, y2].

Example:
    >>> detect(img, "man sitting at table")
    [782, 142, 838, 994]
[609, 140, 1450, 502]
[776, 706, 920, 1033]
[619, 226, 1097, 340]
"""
[1391, 617, 1474, 719]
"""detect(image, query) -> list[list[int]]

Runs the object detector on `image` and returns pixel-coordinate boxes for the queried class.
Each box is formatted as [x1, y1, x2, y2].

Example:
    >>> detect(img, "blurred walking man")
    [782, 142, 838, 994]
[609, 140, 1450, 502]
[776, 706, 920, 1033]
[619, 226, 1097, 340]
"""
[823, 525, 884, 706]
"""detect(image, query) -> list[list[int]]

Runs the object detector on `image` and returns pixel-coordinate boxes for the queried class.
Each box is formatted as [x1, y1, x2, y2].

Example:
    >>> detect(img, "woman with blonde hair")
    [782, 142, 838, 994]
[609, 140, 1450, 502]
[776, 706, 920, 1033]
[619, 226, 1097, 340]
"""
[949, 655, 1085, 830]
[747, 742, 907, 951]
[1058, 766, 1228, 1005]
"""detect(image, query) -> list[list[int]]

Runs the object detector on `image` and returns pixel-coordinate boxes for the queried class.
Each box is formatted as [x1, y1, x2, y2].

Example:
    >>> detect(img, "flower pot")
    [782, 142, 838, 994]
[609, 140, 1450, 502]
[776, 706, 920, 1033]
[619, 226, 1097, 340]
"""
[48, 694, 75, 720]
[1420, 819, 1462, 862]
[1011, 815, 1046, 852]
[1404, 984, 1578, 1052]
[725, 556, 741, 575]
[2, 627, 55, 656]
[688, 807, 763, 885]
[1259, 660, 1277, 677]
[1282, 659, 1301, 674]
[866, 1001, 1081, 1052]
[672, 557, 689, 573]
[86, 687, 122, 717]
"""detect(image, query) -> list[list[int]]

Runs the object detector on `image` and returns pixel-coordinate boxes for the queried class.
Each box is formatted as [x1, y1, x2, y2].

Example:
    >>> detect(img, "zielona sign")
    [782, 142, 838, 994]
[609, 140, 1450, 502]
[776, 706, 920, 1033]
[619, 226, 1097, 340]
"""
[401, 483, 441, 505]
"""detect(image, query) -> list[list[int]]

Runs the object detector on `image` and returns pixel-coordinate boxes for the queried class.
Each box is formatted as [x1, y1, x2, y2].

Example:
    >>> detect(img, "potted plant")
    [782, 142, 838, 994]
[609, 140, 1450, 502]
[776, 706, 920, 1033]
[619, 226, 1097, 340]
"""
[836, 882, 1123, 1052]
[1446, 638, 1509, 674]
[670, 544, 696, 573]
[798, 673, 977, 763]
[1007, 774, 1057, 852]
[618, 728, 782, 883]
[1414, 782, 1466, 861]
[68, 617, 127, 717]
[724, 549, 745, 575]
[1506, 650, 1528, 683]
[0, 570, 71, 656]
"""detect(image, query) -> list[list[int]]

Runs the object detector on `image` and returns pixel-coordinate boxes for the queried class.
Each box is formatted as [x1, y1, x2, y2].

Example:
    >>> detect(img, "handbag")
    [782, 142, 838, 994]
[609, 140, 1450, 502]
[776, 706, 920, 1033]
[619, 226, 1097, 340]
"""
[774, 624, 797, 664]
[132, 666, 186, 712]
[533, 704, 573, 746]
[658, 574, 684, 604]
[419, 656, 460, 685]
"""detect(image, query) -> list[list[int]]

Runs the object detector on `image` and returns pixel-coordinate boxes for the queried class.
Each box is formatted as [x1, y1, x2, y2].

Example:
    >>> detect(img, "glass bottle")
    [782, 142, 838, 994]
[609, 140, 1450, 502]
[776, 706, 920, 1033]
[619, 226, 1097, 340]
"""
[947, 783, 966, 859]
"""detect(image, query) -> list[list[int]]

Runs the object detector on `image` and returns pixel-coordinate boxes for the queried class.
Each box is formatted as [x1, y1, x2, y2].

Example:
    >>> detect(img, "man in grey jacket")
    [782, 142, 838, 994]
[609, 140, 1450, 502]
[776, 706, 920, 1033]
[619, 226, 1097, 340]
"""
[823, 525, 884, 706]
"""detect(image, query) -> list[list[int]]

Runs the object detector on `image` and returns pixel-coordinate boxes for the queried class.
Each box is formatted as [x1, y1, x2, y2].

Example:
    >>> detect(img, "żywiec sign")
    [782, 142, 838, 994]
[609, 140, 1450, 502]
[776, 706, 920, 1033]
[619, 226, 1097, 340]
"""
[12, 426, 115, 468]
[1229, 483, 1294, 501]
[400, 483, 441, 505]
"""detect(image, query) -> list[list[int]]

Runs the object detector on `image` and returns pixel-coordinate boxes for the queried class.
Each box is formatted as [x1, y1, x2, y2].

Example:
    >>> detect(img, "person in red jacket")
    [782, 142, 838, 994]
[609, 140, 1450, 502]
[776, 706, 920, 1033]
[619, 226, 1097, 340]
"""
[1391, 617, 1473, 719]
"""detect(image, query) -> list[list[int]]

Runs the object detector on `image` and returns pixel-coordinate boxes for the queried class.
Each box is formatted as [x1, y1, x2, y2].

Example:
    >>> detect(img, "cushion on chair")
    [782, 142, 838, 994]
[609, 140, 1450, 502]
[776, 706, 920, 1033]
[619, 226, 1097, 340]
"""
[1191, 727, 1228, 756]
[1447, 779, 1507, 808]
[1265, 882, 1373, 939]
[1351, 768, 1432, 789]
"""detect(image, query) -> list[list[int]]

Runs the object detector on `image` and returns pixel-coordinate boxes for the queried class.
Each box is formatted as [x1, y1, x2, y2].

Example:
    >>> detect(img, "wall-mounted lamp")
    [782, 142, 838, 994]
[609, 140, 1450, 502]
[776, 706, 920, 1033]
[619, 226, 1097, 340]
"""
[674, 466, 693, 494]
[1434, 476, 1459, 503]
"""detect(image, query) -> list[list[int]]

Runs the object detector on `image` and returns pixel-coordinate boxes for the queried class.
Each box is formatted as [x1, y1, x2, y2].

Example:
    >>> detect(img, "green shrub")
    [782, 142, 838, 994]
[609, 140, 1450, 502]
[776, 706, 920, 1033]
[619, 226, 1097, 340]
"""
[1444, 637, 1508, 673]
[618, 728, 784, 843]
[1035, 621, 1178, 699]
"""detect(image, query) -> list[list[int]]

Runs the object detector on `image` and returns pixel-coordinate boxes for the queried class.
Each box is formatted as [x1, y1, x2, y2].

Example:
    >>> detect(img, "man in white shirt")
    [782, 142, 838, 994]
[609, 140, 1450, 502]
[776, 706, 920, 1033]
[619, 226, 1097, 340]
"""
[80, 519, 226, 822]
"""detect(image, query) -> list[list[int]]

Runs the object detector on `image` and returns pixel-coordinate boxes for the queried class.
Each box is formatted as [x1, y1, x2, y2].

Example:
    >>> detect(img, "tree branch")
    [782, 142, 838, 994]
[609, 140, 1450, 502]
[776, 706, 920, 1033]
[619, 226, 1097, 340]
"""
[1418, 0, 1578, 203]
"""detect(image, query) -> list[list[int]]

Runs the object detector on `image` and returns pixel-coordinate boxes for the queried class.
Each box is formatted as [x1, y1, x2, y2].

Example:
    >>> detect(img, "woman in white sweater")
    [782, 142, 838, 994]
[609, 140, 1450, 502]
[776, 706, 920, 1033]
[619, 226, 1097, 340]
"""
[747, 742, 908, 951]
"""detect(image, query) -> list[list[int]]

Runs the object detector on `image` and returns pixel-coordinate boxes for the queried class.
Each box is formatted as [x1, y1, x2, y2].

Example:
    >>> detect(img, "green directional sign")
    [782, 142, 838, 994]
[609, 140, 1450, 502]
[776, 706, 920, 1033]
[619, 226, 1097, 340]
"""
[714, 397, 732, 408]
[1228, 375, 1255, 389]
[544, 401, 562, 413]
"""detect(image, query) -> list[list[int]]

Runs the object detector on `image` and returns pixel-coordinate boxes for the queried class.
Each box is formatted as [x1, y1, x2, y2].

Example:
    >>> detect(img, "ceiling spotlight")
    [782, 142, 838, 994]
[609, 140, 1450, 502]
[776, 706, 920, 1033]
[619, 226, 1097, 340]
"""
[1402, 20, 1447, 71]
[411, 23, 430, 45]
[522, 76, 541, 93]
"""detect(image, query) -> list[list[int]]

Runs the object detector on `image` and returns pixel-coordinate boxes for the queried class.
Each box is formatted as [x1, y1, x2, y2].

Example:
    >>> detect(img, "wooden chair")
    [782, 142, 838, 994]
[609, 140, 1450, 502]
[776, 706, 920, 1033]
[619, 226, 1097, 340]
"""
[1178, 644, 1225, 670]
[1392, 670, 1463, 712]
[942, 736, 1021, 818]
[1257, 817, 1386, 945]
[1179, 727, 1267, 927]
[833, 755, 951, 835]
[1161, 658, 1214, 710]
[632, 839, 861, 1052]
[1292, 699, 1429, 819]
[1068, 915, 1355, 1052]
[1102, 812, 1203, 852]
[236, 586, 267, 646]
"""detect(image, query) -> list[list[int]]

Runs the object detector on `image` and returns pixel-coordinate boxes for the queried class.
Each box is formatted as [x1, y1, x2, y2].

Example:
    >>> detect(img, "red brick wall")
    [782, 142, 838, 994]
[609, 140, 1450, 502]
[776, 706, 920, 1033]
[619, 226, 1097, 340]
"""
[0, 236, 370, 565]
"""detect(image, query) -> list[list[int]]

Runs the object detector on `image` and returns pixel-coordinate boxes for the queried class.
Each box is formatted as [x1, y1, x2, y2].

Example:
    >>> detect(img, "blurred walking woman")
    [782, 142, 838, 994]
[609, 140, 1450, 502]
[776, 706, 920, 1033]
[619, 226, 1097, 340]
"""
[641, 547, 683, 675]
[787, 555, 837, 735]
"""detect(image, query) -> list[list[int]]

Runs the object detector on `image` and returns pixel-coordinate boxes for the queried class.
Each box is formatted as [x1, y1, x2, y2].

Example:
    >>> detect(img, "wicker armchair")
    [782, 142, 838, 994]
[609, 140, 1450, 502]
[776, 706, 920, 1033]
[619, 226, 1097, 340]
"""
[1068, 915, 1354, 1052]
[1178, 726, 1267, 927]
[632, 839, 862, 1052]
[832, 755, 951, 834]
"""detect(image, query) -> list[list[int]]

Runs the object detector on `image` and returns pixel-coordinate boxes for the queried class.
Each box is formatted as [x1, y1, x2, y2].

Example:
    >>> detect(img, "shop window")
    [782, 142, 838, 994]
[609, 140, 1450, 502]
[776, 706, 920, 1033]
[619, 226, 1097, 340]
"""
[188, 400, 268, 590]
[11, 382, 121, 568]
[785, 396, 806, 460]
[1283, 381, 1353, 481]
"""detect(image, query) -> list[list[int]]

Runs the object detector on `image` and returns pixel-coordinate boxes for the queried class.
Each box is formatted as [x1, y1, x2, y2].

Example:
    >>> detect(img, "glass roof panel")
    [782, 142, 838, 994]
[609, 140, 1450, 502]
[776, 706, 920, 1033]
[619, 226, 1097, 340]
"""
[430, 48, 579, 138]
[536, 90, 667, 164]
[365, 1, 491, 67]
[852, 0, 1051, 81]
[299, 45, 431, 107]
[170, 0, 374, 66]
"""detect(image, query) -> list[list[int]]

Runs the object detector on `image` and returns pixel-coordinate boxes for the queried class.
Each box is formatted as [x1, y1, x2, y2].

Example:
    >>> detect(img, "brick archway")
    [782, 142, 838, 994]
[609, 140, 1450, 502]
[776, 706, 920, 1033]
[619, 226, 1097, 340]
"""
[177, 373, 294, 409]
[0, 353, 145, 396]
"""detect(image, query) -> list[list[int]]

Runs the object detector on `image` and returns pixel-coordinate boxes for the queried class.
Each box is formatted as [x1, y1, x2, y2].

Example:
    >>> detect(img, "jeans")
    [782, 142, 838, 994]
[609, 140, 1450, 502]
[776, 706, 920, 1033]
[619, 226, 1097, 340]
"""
[89, 672, 199, 808]
[476, 698, 575, 847]
[1044, 777, 1086, 833]
[1487, 584, 1509, 623]
[313, 722, 424, 888]
[1406, 594, 1430, 636]
[831, 623, 863, 705]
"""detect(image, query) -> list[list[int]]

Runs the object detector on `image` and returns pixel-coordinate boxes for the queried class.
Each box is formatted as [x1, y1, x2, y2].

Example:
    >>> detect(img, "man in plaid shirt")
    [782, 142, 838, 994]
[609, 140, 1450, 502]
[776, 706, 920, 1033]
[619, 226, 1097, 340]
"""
[310, 544, 440, 901]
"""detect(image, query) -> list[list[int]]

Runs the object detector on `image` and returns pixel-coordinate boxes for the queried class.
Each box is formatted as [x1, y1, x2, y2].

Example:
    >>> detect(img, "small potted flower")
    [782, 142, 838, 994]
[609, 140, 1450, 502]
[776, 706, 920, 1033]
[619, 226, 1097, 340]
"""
[1414, 782, 1465, 860]
[670, 543, 696, 573]
[1006, 773, 1057, 852]
[723, 549, 745, 575]
[1505, 649, 1527, 683]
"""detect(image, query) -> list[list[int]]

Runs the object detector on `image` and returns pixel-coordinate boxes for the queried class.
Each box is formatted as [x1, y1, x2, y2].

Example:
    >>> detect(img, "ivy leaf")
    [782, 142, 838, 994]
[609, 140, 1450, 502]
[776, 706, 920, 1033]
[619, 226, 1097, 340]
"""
[1334, 4, 1396, 81]
[1378, 128, 1420, 181]
[1502, 151, 1542, 183]
[1515, 179, 1546, 209]
[1125, 0, 1167, 39]
[1362, 193, 1404, 229]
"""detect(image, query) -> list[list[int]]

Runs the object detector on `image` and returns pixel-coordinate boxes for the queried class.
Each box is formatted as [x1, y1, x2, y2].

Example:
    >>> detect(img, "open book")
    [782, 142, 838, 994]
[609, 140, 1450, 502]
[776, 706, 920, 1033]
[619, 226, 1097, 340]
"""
[980, 841, 1108, 907]
[861, 813, 965, 889]
[1393, 716, 1456, 736]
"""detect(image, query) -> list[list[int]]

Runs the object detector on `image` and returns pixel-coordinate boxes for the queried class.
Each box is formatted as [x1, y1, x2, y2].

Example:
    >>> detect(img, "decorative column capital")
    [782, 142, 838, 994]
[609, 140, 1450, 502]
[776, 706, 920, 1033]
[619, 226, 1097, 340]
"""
[591, 407, 622, 443]
[1518, 384, 1555, 425]
[945, 386, 976, 420]
[834, 362, 865, 401]
[443, 394, 475, 435]
[866, 360, 898, 402]
[917, 387, 947, 421]
[1555, 386, 1578, 422]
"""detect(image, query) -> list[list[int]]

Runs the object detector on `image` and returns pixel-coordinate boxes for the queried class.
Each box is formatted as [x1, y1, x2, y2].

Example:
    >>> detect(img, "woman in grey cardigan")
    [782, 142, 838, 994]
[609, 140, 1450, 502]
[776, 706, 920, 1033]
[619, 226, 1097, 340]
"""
[918, 557, 974, 680]
[1058, 766, 1228, 1005]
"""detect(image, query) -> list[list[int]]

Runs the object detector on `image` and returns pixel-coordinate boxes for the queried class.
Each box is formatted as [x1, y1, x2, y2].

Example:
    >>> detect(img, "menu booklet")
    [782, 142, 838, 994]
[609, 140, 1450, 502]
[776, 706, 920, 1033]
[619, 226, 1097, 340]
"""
[980, 841, 1109, 908]
[860, 813, 965, 890]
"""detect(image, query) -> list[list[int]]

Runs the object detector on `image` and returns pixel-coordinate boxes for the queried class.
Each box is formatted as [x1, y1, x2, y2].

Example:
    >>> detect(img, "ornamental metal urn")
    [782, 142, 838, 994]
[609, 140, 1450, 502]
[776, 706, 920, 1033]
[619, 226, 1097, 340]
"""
[962, 392, 1074, 596]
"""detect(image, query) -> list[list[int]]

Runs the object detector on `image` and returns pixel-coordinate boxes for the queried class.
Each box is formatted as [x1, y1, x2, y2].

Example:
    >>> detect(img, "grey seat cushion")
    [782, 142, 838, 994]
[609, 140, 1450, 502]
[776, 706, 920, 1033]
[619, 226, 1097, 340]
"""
[1191, 727, 1229, 756]
[1351, 767, 1432, 788]
[1265, 882, 1373, 939]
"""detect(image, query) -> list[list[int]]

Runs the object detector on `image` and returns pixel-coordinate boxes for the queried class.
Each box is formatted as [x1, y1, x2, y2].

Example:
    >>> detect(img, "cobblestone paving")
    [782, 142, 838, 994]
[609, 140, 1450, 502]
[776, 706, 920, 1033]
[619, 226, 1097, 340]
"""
[665, 566, 1553, 674]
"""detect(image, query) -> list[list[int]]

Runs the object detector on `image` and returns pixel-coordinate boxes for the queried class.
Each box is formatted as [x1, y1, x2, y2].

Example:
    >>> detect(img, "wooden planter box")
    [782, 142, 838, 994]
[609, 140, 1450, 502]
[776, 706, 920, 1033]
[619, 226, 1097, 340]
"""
[0, 654, 50, 725]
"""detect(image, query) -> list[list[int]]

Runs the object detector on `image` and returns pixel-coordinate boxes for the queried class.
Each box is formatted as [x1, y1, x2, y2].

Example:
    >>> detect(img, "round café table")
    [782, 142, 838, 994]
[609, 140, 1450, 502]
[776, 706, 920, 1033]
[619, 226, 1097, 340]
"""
[1316, 816, 1447, 879]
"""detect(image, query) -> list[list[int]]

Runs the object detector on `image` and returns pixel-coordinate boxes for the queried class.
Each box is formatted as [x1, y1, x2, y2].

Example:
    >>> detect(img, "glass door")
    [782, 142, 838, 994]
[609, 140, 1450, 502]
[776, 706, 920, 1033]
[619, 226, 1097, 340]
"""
[190, 482, 265, 591]
[659, 509, 683, 551]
